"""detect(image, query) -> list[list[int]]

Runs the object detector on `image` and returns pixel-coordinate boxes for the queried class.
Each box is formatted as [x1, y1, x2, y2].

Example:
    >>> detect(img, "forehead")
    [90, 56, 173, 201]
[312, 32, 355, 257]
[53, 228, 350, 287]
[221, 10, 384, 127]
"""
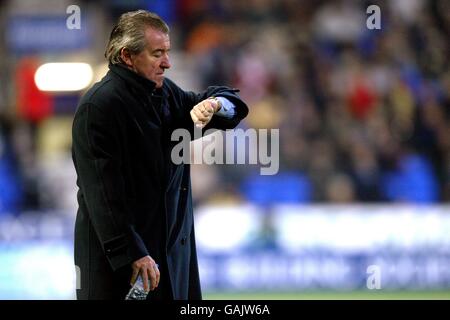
[143, 27, 170, 49]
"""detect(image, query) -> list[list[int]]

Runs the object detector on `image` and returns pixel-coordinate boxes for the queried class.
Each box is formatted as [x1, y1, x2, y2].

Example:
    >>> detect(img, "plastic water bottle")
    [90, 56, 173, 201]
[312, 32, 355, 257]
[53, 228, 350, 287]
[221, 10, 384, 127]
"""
[125, 275, 149, 300]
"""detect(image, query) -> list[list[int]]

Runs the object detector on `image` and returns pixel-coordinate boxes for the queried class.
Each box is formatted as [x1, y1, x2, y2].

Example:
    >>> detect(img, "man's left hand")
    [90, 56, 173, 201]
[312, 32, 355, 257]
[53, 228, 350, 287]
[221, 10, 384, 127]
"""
[190, 98, 220, 129]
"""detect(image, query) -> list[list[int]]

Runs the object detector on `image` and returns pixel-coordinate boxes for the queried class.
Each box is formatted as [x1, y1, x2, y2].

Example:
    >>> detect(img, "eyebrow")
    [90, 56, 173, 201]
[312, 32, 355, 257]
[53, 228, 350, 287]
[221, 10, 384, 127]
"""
[151, 48, 170, 54]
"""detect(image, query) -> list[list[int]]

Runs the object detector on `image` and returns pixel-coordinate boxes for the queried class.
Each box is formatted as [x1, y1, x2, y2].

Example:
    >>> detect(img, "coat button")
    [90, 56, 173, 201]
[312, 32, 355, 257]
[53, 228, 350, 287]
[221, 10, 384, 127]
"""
[181, 237, 187, 245]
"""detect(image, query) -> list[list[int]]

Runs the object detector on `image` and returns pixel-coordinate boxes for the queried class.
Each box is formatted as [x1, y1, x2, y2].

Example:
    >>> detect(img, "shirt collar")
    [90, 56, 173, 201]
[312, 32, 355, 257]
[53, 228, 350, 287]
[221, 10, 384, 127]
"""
[109, 63, 157, 94]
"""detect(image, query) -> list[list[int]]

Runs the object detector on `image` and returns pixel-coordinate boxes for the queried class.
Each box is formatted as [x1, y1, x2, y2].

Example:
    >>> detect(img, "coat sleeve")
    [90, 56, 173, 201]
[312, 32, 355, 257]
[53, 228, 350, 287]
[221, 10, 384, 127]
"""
[72, 103, 149, 271]
[165, 78, 249, 137]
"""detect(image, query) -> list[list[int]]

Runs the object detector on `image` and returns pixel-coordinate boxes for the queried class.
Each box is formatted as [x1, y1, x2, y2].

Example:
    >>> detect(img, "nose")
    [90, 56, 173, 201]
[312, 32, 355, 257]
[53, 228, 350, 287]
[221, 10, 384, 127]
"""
[161, 54, 171, 69]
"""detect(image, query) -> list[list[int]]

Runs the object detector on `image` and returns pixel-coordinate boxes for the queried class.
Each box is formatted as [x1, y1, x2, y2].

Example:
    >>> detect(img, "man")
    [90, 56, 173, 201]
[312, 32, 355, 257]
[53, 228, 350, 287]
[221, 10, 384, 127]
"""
[72, 10, 248, 300]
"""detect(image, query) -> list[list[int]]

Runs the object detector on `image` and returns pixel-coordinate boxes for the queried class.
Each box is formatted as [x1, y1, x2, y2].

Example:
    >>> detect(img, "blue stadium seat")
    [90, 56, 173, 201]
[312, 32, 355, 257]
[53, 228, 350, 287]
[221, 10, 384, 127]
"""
[241, 172, 312, 205]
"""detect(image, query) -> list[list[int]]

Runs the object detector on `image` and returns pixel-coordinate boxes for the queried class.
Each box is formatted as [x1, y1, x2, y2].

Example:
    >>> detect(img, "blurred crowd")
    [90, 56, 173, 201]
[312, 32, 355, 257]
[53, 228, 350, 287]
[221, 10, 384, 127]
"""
[184, 0, 450, 206]
[0, 0, 449, 216]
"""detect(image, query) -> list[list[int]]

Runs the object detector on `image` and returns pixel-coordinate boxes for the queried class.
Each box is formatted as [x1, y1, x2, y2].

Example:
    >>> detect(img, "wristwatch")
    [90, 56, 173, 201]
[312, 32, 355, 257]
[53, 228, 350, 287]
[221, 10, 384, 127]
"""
[210, 97, 222, 113]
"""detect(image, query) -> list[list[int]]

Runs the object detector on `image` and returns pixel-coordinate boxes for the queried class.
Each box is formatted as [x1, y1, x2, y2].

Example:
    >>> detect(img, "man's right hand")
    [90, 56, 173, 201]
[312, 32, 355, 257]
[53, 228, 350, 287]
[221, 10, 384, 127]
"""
[190, 98, 220, 128]
[130, 255, 160, 292]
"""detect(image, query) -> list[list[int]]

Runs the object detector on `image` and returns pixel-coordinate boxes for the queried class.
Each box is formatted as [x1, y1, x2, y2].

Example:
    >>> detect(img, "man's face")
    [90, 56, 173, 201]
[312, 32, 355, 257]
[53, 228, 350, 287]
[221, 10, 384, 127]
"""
[127, 27, 171, 88]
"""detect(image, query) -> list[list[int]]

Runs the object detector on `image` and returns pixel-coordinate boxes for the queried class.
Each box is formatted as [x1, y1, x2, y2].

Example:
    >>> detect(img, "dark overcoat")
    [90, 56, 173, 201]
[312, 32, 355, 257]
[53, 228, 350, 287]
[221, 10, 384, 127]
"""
[72, 64, 248, 300]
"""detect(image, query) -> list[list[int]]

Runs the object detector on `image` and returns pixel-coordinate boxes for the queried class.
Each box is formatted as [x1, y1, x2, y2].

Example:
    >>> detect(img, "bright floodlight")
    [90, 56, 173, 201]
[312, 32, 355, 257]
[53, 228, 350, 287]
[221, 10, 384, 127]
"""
[195, 205, 261, 253]
[35, 63, 93, 91]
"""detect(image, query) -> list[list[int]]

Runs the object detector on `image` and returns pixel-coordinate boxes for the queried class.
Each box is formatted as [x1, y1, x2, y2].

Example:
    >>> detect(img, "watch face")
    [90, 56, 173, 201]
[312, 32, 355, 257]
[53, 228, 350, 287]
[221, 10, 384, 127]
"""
[215, 97, 222, 112]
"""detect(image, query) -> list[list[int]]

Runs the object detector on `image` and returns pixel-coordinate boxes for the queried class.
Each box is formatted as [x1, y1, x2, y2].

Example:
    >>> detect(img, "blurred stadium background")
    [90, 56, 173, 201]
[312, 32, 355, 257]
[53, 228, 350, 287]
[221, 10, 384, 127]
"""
[0, 0, 450, 299]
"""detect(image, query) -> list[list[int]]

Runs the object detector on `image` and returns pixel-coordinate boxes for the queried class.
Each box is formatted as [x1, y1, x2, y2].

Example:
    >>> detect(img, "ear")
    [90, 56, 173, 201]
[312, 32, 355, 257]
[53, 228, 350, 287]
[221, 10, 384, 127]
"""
[120, 47, 133, 68]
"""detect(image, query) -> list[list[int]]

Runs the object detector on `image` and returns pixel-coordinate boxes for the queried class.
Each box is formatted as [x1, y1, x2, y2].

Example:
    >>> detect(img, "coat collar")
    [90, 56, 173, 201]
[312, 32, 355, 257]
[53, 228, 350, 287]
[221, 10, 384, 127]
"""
[109, 63, 157, 95]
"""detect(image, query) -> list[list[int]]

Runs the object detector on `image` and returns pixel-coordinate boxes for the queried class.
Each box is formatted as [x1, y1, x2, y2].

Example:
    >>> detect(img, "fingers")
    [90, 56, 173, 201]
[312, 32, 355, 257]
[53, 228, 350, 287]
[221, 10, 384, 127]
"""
[153, 264, 160, 288]
[194, 110, 211, 122]
[201, 100, 215, 114]
[190, 110, 204, 128]
[193, 108, 211, 122]
[190, 100, 215, 128]
[193, 114, 209, 127]
[190, 109, 199, 123]
[141, 269, 150, 292]
[130, 267, 139, 286]
[130, 256, 160, 292]
[147, 264, 160, 291]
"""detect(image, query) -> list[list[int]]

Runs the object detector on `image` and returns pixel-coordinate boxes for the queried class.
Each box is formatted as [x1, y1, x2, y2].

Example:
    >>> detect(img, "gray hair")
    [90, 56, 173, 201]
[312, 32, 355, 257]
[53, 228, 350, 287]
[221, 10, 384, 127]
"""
[105, 10, 169, 65]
